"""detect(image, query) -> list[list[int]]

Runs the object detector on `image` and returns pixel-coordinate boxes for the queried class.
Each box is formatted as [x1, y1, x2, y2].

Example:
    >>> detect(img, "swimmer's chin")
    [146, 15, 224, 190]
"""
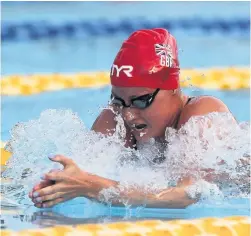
[133, 131, 162, 145]
[134, 132, 166, 145]
[132, 128, 150, 142]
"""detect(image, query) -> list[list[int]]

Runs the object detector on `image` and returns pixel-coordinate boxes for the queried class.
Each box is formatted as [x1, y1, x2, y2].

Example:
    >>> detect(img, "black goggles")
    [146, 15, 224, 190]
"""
[110, 88, 160, 109]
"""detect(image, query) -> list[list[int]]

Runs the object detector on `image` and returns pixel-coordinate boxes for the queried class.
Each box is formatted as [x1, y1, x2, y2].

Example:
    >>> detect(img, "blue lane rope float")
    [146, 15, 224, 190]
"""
[2, 17, 250, 41]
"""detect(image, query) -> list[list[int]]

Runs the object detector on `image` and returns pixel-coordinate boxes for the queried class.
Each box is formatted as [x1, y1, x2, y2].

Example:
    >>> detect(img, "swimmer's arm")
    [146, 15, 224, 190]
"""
[85, 174, 196, 208]
[30, 156, 196, 208]
[91, 106, 136, 148]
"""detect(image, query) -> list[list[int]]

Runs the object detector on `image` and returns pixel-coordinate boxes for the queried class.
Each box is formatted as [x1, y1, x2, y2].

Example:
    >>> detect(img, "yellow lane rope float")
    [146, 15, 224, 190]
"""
[1, 216, 250, 235]
[1, 67, 249, 96]
[1, 142, 10, 166]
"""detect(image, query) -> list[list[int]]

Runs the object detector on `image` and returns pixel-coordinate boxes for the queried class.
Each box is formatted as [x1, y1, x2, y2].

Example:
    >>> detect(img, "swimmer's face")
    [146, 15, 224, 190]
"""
[111, 86, 182, 143]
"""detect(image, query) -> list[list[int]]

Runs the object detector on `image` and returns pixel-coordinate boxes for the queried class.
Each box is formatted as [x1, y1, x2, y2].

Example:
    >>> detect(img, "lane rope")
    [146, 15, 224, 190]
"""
[1, 67, 249, 96]
[1, 216, 250, 235]
[2, 18, 249, 42]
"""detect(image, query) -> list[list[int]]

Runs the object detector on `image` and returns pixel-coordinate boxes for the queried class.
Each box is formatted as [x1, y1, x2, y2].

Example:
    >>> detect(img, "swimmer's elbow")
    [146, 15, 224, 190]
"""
[149, 188, 197, 209]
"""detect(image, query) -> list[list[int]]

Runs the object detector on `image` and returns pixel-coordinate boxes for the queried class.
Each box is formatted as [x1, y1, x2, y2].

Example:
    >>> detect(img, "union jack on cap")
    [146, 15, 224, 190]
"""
[154, 44, 173, 58]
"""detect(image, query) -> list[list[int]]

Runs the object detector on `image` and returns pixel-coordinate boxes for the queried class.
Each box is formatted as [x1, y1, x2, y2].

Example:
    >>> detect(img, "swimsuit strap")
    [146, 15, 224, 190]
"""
[174, 97, 195, 129]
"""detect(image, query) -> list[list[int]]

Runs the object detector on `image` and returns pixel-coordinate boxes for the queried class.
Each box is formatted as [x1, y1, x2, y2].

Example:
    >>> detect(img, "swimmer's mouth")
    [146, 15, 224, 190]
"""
[132, 124, 147, 130]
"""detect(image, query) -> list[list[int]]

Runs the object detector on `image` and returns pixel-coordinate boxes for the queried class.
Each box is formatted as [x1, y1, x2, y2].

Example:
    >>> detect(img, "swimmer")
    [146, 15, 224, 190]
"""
[29, 28, 234, 208]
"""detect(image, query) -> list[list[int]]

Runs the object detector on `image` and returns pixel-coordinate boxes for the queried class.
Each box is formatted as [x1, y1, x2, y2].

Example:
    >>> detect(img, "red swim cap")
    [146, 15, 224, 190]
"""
[110, 28, 180, 90]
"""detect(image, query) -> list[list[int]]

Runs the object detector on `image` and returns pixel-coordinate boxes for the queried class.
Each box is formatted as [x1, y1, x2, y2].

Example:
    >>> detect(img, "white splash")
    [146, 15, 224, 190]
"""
[1, 109, 250, 207]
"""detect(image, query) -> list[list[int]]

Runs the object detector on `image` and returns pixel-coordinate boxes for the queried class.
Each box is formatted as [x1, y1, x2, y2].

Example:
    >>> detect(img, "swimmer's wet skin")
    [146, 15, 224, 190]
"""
[29, 28, 238, 209]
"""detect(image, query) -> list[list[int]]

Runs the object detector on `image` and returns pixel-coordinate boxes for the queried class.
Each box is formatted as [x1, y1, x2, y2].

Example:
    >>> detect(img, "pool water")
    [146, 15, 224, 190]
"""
[1, 1, 250, 232]
[1, 86, 250, 231]
[1, 196, 250, 231]
[1, 1, 250, 75]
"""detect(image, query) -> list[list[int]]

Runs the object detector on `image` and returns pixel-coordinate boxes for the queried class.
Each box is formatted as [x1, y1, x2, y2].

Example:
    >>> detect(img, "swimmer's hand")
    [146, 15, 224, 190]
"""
[29, 168, 59, 200]
[29, 155, 196, 209]
[29, 179, 54, 199]
[29, 155, 116, 208]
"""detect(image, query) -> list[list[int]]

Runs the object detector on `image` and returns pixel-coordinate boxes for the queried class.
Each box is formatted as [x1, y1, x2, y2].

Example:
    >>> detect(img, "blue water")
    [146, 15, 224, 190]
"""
[1, 1, 250, 231]
[1, 198, 250, 231]
[1, 1, 250, 74]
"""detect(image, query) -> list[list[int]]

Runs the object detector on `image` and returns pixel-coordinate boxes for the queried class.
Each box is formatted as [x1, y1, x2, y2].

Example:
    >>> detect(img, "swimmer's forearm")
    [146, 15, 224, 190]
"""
[108, 186, 196, 208]
[82, 174, 196, 208]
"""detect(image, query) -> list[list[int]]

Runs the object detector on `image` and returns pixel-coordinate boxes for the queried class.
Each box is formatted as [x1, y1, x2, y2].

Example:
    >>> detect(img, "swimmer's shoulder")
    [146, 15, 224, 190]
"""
[177, 95, 232, 129]
[91, 105, 136, 148]
[91, 105, 119, 135]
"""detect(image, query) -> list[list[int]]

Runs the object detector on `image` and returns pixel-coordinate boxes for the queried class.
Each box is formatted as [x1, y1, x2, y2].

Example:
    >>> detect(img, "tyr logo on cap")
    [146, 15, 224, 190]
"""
[154, 44, 173, 68]
[111, 64, 133, 77]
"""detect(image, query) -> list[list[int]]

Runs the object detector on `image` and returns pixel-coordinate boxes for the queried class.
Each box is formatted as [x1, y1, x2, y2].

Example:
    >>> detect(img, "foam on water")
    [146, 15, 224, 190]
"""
[1, 109, 250, 208]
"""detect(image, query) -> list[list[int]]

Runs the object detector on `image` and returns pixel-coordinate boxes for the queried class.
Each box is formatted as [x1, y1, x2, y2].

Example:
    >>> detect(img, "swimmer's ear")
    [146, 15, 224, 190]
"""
[172, 89, 181, 95]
